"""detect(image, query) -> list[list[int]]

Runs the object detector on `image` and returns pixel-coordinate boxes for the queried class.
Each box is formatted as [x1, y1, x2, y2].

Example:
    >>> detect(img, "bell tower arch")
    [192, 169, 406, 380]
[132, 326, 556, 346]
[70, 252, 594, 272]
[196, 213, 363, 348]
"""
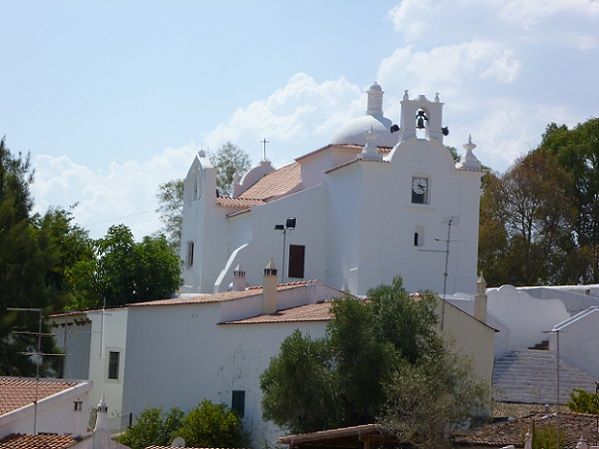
[399, 91, 445, 143]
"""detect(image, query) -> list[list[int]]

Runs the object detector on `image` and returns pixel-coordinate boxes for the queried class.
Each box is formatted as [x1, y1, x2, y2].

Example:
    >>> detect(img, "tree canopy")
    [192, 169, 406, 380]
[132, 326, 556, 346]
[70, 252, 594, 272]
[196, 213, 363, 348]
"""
[260, 277, 487, 447]
[478, 117, 599, 286]
[118, 401, 248, 449]
[209, 142, 251, 196]
[156, 178, 184, 250]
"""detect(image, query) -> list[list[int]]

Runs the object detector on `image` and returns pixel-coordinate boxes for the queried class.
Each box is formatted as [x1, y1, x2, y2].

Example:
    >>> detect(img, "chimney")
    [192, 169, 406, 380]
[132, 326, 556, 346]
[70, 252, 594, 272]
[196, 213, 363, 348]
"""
[232, 264, 246, 291]
[262, 259, 278, 314]
[474, 273, 487, 323]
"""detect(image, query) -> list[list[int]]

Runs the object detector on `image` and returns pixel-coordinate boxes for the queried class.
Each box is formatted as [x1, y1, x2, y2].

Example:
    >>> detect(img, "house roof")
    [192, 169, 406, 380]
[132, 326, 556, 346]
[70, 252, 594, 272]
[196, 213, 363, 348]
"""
[0, 434, 77, 449]
[279, 423, 386, 448]
[453, 412, 599, 449]
[129, 281, 318, 308]
[238, 162, 301, 200]
[221, 301, 333, 325]
[216, 197, 265, 208]
[0, 377, 81, 415]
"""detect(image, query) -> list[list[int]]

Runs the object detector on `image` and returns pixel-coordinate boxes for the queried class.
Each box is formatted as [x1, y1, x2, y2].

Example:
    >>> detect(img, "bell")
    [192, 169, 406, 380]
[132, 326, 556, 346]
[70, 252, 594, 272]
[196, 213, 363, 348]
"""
[416, 117, 426, 129]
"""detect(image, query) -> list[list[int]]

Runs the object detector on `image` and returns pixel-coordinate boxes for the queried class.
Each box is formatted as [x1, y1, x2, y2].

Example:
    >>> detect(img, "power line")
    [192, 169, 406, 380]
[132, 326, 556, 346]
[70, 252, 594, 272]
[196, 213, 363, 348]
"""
[82, 209, 155, 227]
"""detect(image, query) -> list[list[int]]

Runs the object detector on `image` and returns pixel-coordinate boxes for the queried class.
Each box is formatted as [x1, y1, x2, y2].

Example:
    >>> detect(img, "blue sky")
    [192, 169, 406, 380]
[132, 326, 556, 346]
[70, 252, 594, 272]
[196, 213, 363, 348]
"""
[1, 0, 598, 238]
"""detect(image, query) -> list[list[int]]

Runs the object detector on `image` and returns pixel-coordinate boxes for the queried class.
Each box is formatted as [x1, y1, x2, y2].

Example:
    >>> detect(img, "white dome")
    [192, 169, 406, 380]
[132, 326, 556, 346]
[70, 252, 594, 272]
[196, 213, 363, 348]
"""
[331, 114, 398, 147]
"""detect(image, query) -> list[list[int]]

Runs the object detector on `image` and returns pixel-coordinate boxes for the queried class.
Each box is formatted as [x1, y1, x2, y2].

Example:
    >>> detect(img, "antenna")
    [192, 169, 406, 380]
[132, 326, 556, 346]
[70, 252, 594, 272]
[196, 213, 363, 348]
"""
[7, 307, 66, 435]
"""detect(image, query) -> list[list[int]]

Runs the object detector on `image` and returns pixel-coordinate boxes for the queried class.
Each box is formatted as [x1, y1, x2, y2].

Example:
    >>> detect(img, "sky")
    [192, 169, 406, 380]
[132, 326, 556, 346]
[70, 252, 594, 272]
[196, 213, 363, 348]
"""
[1, 0, 598, 239]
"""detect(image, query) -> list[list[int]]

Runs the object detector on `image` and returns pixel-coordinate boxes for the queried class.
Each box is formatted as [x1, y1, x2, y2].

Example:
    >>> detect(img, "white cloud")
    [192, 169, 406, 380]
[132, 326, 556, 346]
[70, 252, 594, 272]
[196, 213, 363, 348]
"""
[31, 144, 199, 239]
[205, 73, 363, 166]
[387, 0, 433, 42]
[447, 101, 576, 170]
[497, 0, 599, 28]
[377, 41, 520, 97]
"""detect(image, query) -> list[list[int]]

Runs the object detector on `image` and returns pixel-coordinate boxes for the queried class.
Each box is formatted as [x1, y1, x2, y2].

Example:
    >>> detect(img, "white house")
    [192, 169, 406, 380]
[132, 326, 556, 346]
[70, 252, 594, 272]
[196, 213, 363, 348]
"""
[180, 85, 485, 297]
[0, 376, 91, 439]
[51, 263, 496, 446]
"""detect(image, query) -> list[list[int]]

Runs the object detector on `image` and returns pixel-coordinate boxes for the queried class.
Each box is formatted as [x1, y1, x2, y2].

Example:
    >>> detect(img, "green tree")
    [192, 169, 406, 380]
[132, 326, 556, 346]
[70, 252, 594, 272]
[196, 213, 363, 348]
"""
[260, 277, 486, 437]
[209, 142, 251, 196]
[478, 151, 576, 285]
[566, 388, 599, 414]
[118, 407, 184, 449]
[0, 138, 61, 376]
[156, 178, 183, 250]
[68, 225, 182, 309]
[178, 400, 248, 448]
[260, 330, 338, 433]
[537, 118, 599, 282]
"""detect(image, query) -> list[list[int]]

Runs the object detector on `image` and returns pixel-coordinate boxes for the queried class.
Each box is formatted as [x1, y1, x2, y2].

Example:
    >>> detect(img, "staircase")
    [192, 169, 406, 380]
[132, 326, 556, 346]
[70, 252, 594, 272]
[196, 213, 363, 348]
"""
[493, 348, 596, 404]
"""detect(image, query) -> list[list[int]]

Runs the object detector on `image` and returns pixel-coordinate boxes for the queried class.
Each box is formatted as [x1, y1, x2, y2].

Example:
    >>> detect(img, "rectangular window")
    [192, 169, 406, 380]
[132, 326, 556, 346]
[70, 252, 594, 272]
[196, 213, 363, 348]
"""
[231, 390, 245, 417]
[186, 241, 195, 267]
[108, 351, 120, 380]
[414, 232, 419, 246]
[288, 245, 305, 279]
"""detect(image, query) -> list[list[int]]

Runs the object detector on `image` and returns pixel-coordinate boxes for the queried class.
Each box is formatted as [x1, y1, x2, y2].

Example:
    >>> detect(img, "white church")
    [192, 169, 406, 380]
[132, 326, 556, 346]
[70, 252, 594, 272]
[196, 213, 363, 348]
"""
[180, 83, 485, 296]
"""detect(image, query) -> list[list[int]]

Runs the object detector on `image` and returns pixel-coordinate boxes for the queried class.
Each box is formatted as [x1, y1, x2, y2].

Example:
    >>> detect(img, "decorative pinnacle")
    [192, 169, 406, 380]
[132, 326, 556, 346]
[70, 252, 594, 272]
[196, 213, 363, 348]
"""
[435, 92, 440, 102]
[463, 134, 477, 152]
[365, 125, 377, 142]
[403, 90, 409, 101]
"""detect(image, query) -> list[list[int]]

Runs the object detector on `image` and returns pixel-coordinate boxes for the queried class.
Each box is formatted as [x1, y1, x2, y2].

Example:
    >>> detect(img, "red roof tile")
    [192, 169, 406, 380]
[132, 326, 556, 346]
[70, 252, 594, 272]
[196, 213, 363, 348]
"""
[453, 412, 599, 449]
[0, 378, 80, 415]
[238, 162, 301, 200]
[0, 434, 76, 449]
[129, 283, 315, 308]
[222, 301, 333, 325]
[216, 197, 265, 208]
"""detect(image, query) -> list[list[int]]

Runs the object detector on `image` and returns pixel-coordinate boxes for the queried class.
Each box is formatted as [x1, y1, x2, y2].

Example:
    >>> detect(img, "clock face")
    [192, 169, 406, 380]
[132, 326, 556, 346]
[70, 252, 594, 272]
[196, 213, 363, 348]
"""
[412, 177, 428, 195]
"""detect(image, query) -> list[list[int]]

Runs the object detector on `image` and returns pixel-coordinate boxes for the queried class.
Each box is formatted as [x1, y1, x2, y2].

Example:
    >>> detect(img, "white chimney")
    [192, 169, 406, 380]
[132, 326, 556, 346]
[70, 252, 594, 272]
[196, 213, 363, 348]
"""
[94, 394, 108, 432]
[474, 273, 487, 323]
[232, 264, 246, 291]
[262, 259, 278, 314]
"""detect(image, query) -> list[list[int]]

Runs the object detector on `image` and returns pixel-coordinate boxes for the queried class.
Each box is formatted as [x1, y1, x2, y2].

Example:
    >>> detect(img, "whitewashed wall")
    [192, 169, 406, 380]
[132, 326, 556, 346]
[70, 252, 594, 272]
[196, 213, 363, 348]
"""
[487, 285, 569, 349]
[51, 313, 92, 380]
[121, 298, 332, 447]
[550, 307, 599, 378]
[86, 308, 128, 431]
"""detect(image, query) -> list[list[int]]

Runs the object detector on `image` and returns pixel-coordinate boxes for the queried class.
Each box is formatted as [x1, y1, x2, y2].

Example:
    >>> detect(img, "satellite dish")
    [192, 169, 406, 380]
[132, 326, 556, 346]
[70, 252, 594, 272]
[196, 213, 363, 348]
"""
[171, 436, 186, 447]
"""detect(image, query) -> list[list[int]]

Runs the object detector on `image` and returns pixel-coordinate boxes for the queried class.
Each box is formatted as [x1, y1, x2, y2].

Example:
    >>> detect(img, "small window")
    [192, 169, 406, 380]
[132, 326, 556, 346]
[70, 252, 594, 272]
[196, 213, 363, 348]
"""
[231, 390, 245, 417]
[108, 351, 119, 380]
[73, 400, 83, 411]
[414, 225, 424, 247]
[288, 245, 305, 279]
[411, 177, 430, 204]
[186, 241, 195, 267]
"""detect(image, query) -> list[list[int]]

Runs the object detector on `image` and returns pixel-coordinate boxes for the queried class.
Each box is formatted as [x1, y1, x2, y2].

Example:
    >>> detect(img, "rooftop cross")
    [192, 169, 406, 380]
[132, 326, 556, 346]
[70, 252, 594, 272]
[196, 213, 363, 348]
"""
[261, 138, 269, 161]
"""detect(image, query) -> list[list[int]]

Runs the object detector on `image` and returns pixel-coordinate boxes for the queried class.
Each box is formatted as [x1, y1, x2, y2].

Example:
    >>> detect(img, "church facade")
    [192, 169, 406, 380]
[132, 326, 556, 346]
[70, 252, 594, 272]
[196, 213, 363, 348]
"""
[180, 84, 485, 296]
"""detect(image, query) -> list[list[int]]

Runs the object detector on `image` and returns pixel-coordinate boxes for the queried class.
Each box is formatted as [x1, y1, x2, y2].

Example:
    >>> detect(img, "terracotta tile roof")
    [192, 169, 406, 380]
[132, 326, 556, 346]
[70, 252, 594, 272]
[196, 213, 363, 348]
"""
[216, 197, 265, 208]
[279, 423, 382, 444]
[453, 412, 599, 449]
[146, 447, 249, 449]
[129, 283, 313, 308]
[0, 377, 80, 415]
[221, 301, 334, 325]
[238, 162, 301, 200]
[0, 434, 76, 449]
[294, 144, 391, 161]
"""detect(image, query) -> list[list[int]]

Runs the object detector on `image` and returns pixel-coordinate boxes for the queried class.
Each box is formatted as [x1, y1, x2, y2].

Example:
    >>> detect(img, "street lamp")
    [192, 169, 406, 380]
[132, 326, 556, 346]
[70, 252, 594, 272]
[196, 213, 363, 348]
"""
[274, 218, 296, 283]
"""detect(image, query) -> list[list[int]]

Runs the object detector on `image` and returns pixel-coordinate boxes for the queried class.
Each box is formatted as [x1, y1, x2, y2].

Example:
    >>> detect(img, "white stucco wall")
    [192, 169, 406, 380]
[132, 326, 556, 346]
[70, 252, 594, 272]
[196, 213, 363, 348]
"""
[121, 299, 331, 447]
[0, 381, 91, 439]
[51, 313, 92, 380]
[550, 307, 599, 378]
[86, 308, 128, 431]
[487, 285, 569, 349]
